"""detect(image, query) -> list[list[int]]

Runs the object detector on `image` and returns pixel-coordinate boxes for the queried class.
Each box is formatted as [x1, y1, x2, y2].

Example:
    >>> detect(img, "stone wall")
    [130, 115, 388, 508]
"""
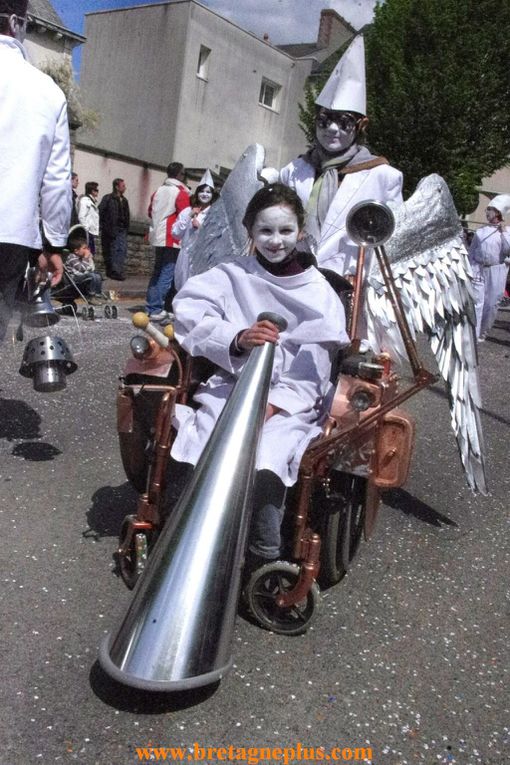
[93, 221, 154, 277]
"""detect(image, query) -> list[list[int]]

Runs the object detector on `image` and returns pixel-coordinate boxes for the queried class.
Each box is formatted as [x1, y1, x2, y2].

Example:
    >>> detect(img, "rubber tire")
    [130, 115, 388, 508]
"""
[245, 561, 320, 636]
[317, 474, 367, 587]
[118, 390, 165, 493]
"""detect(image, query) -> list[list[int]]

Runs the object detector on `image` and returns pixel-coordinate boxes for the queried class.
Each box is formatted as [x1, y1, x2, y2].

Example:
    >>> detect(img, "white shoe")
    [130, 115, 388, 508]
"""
[148, 310, 168, 322]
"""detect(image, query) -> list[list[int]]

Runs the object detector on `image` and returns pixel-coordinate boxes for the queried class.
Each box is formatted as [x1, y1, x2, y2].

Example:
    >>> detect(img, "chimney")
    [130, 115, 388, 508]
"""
[317, 9, 334, 48]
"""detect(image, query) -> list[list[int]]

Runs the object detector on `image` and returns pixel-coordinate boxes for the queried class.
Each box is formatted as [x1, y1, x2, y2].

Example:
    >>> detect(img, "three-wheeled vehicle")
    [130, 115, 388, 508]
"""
[114, 200, 439, 636]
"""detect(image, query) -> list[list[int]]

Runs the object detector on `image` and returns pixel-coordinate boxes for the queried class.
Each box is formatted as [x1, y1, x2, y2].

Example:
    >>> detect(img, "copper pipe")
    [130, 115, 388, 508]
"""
[349, 244, 366, 343]
[276, 534, 321, 608]
[374, 245, 425, 377]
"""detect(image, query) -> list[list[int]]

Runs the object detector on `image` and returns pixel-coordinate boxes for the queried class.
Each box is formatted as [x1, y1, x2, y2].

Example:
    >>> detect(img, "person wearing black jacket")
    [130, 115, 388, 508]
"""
[98, 178, 130, 280]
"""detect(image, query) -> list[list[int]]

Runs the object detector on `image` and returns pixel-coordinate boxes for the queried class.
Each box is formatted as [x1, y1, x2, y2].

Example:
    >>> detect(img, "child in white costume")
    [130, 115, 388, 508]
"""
[280, 36, 403, 278]
[171, 184, 349, 560]
[172, 172, 218, 291]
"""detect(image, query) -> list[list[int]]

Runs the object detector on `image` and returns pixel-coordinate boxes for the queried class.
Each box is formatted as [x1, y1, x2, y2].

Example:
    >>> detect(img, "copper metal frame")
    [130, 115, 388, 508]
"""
[278, 242, 438, 607]
[118, 242, 439, 610]
[117, 348, 187, 562]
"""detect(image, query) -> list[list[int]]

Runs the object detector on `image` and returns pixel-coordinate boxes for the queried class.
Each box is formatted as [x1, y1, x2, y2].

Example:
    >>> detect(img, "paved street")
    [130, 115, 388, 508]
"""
[0, 303, 508, 765]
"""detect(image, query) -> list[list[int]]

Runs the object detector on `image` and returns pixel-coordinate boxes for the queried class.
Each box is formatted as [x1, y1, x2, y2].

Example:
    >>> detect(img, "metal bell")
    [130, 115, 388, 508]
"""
[19, 336, 77, 392]
[22, 268, 60, 328]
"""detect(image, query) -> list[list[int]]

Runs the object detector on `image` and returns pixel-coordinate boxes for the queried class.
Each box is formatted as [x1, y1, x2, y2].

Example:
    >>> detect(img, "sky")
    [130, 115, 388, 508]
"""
[51, 0, 379, 72]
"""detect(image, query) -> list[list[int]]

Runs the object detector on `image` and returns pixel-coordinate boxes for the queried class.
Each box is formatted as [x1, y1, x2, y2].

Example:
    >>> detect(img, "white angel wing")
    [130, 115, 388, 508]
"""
[186, 144, 265, 278]
[366, 174, 487, 495]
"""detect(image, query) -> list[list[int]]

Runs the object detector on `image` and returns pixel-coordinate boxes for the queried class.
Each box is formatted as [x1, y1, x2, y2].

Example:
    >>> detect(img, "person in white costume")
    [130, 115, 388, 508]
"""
[171, 184, 349, 562]
[172, 170, 218, 291]
[0, 0, 71, 342]
[280, 35, 403, 278]
[468, 194, 510, 341]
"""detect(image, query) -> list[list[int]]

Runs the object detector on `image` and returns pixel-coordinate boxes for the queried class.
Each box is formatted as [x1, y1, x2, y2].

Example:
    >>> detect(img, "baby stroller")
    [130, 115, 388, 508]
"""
[51, 225, 118, 321]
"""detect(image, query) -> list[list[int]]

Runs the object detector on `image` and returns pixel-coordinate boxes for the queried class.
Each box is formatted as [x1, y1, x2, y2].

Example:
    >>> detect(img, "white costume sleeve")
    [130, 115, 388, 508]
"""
[173, 272, 248, 374]
[171, 207, 192, 239]
[40, 99, 72, 247]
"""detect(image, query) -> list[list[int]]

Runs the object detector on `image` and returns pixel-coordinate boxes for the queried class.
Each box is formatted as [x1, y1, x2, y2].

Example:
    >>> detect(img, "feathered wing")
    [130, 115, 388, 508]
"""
[186, 144, 265, 277]
[366, 174, 487, 494]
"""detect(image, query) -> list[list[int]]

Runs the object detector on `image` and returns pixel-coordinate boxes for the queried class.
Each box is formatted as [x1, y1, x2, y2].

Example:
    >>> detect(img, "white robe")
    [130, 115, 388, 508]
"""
[468, 224, 510, 337]
[172, 206, 210, 291]
[171, 257, 349, 486]
[280, 156, 403, 276]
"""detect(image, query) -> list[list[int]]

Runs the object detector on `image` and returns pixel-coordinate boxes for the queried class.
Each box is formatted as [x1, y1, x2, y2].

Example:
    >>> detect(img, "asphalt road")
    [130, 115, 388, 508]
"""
[0, 303, 508, 765]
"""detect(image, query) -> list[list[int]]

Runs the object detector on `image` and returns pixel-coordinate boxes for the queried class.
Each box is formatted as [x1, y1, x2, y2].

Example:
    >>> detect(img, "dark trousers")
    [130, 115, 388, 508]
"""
[0, 243, 38, 342]
[102, 229, 127, 276]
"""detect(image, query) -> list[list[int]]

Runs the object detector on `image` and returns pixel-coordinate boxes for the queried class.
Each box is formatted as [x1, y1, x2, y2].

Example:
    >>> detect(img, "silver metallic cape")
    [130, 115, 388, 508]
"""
[186, 144, 265, 278]
[366, 174, 487, 495]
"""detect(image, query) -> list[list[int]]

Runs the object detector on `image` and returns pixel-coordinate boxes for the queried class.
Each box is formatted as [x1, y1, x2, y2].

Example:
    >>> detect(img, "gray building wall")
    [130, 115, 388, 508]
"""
[80, 3, 189, 166]
[175, 2, 312, 170]
[79, 1, 312, 177]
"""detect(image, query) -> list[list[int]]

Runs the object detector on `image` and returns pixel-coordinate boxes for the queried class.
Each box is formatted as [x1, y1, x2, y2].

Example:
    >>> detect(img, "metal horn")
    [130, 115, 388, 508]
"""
[22, 267, 60, 328]
[100, 311, 287, 692]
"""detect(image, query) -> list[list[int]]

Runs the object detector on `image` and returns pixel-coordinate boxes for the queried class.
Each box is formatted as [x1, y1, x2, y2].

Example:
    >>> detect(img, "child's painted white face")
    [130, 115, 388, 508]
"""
[197, 188, 213, 204]
[252, 204, 300, 263]
[486, 207, 499, 223]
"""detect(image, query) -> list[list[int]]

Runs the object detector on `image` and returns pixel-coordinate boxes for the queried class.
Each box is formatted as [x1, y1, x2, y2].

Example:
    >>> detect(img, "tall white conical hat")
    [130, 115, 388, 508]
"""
[316, 35, 366, 115]
[199, 169, 215, 188]
[489, 194, 510, 217]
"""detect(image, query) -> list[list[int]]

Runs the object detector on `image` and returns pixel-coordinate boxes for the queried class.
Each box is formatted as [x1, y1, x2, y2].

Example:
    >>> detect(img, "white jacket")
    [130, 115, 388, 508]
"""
[0, 36, 71, 249]
[280, 156, 403, 275]
[78, 195, 100, 236]
[148, 178, 190, 247]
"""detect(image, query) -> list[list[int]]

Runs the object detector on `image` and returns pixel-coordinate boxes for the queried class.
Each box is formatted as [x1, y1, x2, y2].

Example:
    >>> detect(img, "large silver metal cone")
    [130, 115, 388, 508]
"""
[100, 316, 285, 691]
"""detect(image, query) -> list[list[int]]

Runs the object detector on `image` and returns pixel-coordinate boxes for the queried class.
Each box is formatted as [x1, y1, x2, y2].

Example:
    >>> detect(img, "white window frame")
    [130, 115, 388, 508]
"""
[197, 45, 211, 81]
[259, 78, 281, 112]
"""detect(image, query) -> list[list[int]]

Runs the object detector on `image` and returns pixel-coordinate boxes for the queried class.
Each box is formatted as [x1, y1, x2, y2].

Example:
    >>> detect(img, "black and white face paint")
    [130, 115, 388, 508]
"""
[197, 187, 213, 205]
[315, 110, 358, 154]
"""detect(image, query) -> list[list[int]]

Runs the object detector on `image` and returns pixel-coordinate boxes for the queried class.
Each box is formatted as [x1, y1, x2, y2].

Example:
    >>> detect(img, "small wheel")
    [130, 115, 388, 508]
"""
[81, 306, 89, 321]
[103, 304, 112, 319]
[111, 305, 118, 319]
[245, 561, 320, 636]
[118, 516, 149, 589]
[88, 306, 95, 321]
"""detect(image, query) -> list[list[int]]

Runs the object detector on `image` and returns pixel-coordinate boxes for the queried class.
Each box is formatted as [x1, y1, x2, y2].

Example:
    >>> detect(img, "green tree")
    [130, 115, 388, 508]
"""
[366, 0, 510, 214]
[39, 58, 100, 132]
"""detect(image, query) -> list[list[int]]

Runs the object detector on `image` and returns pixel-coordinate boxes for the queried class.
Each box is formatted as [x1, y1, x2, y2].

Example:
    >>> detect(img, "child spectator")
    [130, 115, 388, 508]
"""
[66, 236, 105, 305]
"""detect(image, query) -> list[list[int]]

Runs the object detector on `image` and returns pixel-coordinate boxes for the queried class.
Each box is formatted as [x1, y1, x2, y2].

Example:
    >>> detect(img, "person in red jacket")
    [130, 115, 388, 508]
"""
[145, 162, 190, 321]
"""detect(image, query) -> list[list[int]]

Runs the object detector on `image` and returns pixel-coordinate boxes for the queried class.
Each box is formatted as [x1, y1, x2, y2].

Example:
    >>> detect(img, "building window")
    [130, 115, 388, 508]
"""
[259, 78, 281, 111]
[197, 45, 211, 80]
